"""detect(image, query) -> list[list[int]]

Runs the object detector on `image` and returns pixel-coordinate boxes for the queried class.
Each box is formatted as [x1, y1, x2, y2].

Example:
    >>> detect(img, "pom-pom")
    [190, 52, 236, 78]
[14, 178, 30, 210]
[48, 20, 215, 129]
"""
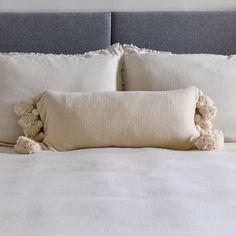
[23, 125, 41, 138]
[14, 102, 34, 117]
[18, 113, 38, 129]
[196, 95, 214, 109]
[37, 120, 43, 128]
[194, 130, 224, 151]
[14, 136, 41, 154]
[194, 92, 224, 151]
[15, 100, 44, 150]
[15, 102, 44, 141]
[198, 105, 217, 121]
[200, 95, 214, 106]
[32, 109, 39, 116]
[198, 120, 213, 131]
[196, 101, 204, 109]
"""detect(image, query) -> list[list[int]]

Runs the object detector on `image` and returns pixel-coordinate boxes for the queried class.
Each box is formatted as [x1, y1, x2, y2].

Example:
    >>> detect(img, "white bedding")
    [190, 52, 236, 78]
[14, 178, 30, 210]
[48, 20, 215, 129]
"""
[0, 144, 236, 236]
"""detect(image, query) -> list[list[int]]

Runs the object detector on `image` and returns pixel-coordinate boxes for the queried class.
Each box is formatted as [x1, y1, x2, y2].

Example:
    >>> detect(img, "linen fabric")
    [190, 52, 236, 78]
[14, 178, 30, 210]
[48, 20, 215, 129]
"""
[1, 143, 236, 236]
[123, 45, 236, 141]
[37, 87, 200, 151]
[0, 44, 123, 145]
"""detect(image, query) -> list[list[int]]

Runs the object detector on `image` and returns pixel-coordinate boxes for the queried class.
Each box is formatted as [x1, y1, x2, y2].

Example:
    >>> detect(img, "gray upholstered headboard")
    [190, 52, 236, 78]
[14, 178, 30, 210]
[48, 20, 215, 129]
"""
[0, 12, 236, 54]
[112, 12, 236, 54]
[0, 13, 111, 54]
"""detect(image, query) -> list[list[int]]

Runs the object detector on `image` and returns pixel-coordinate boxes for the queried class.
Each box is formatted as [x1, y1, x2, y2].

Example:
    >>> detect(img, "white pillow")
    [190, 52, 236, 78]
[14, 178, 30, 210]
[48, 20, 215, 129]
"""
[14, 87, 224, 154]
[123, 45, 236, 141]
[0, 44, 123, 145]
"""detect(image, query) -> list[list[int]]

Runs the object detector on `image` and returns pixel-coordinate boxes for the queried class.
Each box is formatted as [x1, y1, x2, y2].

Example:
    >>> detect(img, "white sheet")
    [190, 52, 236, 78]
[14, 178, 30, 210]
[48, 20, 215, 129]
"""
[0, 144, 236, 236]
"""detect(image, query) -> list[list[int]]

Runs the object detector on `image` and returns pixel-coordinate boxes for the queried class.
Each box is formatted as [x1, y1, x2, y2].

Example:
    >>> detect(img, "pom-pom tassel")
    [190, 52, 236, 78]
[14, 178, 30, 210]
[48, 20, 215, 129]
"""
[18, 113, 39, 129]
[194, 93, 224, 151]
[194, 130, 224, 151]
[14, 136, 41, 154]
[14, 102, 34, 117]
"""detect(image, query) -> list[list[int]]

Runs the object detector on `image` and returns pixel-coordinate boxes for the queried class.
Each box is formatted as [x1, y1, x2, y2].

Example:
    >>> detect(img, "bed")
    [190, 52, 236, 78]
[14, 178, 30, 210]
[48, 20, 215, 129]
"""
[0, 12, 236, 236]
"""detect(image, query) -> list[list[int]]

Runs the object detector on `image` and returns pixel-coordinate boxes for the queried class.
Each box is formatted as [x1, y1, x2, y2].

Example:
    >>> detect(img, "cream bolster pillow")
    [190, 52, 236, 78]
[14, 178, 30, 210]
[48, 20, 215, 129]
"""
[14, 87, 224, 153]
[123, 44, 236, 142]
[0, 44, 123, 145]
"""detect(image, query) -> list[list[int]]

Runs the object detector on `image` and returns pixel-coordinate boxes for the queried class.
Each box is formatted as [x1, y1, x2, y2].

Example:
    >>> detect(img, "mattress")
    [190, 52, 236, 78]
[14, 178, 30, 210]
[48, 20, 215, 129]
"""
[0, 144, 236, 236]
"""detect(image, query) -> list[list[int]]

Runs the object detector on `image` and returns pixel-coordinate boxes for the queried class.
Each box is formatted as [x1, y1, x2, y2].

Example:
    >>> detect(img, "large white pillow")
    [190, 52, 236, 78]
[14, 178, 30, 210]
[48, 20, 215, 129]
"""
[123, 45, 236, 141]
[0, 44, 123, 145]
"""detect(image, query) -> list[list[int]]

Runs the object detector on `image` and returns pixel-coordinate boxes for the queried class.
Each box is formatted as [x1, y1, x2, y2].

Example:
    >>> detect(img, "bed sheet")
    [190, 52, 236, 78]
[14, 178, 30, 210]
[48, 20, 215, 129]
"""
[0, 144, 236, 236]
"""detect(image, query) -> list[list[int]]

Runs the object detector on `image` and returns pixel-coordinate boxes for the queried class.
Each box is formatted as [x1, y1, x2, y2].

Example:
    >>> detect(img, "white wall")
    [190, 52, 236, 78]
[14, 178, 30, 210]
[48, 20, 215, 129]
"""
[0, 0, 236, 12]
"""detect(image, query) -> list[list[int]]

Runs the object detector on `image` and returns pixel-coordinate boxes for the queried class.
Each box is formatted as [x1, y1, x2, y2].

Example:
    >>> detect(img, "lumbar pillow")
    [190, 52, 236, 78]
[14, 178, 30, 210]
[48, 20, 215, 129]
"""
[14, 87, 223, 154]
[123, 44, 236, 142]
[0, 44, 123, 146]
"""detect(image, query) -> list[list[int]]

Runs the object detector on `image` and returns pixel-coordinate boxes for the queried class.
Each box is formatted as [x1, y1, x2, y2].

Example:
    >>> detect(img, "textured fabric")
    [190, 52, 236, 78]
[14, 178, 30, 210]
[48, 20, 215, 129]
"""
[0, 44, 123, 145]
[0, 13, 111, 54]
[0, 144, 236, 235]
[37, 88, 200, 151]
[1, 12, 236, 55]
[112, 12, 236, 54]
[123, 47, 236, 141]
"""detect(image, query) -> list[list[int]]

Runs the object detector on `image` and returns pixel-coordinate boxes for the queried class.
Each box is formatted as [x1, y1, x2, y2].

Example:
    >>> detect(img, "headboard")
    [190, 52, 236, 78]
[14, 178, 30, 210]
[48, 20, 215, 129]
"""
[0, 13, 111, 54]
[0, 12, 236, 55]
[112, 12, 236, 55]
